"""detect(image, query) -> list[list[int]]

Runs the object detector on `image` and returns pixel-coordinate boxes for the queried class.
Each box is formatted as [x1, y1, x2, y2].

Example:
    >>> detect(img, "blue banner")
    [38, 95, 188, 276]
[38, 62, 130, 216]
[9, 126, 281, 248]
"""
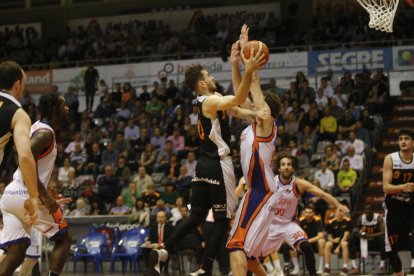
[308, 48, 393, 75]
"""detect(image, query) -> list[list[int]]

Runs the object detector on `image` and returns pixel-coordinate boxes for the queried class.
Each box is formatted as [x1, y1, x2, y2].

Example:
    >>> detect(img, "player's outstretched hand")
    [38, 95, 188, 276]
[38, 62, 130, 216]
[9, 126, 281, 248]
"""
[230, 40, 241, 66]
[242, 47, 266, 73]
[24, 197, 39, 225]
[239, 24, 249, 49]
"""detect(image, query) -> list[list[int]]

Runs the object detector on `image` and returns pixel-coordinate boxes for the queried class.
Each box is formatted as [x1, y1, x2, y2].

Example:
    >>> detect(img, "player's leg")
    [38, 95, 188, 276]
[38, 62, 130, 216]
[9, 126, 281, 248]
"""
[19, 258, 38, 276]
[339, 239, 349, 274]
[317, 238, 326, 274]
[19, 229, 41, 276]
[247, 257, 267, 276]
[385, 210, 404, 275]
[48, 232, 72, 274]
[229, 250, 248, 276]
[323, 241, 334, 275]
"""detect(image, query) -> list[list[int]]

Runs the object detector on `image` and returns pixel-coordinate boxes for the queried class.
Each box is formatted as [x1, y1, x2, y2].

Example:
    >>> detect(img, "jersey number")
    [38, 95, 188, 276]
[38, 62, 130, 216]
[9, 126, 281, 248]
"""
[274, 208, 285, 216]
[403, 172, 412, 183]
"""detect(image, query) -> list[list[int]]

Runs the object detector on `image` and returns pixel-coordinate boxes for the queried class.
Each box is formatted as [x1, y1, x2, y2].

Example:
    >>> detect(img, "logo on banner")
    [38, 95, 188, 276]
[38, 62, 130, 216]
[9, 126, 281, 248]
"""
[157, 62, 223, 79]
[396, 48, 414, 66]
[26, 70, 53, 94]
[308, 48, 391, 74]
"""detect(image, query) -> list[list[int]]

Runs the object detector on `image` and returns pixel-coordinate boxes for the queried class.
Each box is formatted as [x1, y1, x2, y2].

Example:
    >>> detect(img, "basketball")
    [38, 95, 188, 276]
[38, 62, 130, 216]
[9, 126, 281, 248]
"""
[242, 40, 270, 67]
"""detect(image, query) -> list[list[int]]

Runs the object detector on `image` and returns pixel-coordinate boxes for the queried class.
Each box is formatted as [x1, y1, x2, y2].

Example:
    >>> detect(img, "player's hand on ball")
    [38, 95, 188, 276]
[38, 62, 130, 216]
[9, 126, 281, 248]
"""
[242, 47, 265, 72]
[24, 197, 39, 225]
[230, 40, 241, 65]
[239, 24, 249, 49]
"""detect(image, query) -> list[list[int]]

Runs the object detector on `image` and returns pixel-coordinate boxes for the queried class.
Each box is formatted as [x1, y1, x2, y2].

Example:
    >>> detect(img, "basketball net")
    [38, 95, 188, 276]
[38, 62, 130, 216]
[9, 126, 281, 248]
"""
[356, 0, 399, 32]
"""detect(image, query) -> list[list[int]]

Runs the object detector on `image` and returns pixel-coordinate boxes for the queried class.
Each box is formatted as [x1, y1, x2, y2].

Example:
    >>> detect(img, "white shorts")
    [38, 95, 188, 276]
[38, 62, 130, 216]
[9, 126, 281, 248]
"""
[0, 180, 68, 251]
[261, 221, 308, 256]
[0, 228, 40, 258]
[227, 190, 278, 257]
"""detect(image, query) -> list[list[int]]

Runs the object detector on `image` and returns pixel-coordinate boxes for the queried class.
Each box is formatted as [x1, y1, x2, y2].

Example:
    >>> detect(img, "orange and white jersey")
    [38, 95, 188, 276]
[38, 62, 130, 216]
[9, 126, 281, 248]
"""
[13, 120, 56, 188]
[272, 175, 300, 224]
[240, 123, 277, 192]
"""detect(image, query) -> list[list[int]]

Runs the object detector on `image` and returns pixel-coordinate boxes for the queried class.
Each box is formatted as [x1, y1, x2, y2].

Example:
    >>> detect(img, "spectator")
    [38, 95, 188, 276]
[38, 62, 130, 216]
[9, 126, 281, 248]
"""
[154, 140, 176, 173]
[184, 126, 200, 156]
[354, 120, 371, 149]
[323, 208, 352, 275]
[109, 196, 131, 215]
[338, 109, 356, 139]
[332, 86, 348, 110]
[97, 165, 120, 204]
[132, 166, 154, 195]
[84, 62, 99, 111]
[183, 151, 197, 177]
[147, 211, 174, 251]
[135, 127, 151, 153]
[320, 77, 334, 98]
[64, 86, 79, 114]
[324, 145, 340, 173]
[329, 98, 344, 121]
[122, 182, 141, 208]
[124, 118, 140, 146]
[69, 198, 89, 217]
[347, 130, 365, 157]
[151, 127, 166, 151]
[142, 184, 161, 208]
[139, 143, 157, 174]
[299, 79, 315, 101]
[69, 142, 88, 174]
[150, 199, 172, 221]
[319, 107, 337, 142]
[166, 154, 180, 181]
[58, 157, 75, 185]
[129, 198, 151, 228]
[314, 160, 335, 193]
[161, 182, 179, 207]
[340, 146, 364, 172]
[315, 88, 329, 111]
[285, 112, 299, 137]
[64, 132, 84, 154]
[174, 165, 193, 201]
[101, 141, 119, 171]
[336, 159, 357, 194]
[85, 142, 101, 177]
[188, 105, 198, 125]
[113, 157, 131, 187]
[170, 196, 186, 226]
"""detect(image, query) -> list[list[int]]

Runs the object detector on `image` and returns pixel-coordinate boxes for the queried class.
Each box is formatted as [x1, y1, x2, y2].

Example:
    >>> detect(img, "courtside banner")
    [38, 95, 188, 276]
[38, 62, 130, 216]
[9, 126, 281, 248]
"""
[308, 47, 392, 75]
[26, 70, 53, 94]
[392, 46, 414, 71]
[69, 3, 280, 32]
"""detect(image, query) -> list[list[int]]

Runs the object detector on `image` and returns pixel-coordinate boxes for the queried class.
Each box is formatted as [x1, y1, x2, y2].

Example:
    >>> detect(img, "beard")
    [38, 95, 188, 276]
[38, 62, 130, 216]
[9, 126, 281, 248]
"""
[207, 81, 217, 92]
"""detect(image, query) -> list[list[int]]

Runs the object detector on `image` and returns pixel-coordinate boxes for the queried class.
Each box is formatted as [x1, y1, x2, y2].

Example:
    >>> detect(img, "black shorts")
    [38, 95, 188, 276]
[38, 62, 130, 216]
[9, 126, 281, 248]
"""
[385, 204, 414, 252]
[190, 156, 236, 220]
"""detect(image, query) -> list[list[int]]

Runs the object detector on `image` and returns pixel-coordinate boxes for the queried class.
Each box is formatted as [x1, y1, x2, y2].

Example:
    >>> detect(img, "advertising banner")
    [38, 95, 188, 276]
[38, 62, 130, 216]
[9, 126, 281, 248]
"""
[26, 70, 53, 94]
[69, 3, 280, 32]
[308, 48, 393, 75]
[392, 46, 414, 71]
[0, 22, 42, 41]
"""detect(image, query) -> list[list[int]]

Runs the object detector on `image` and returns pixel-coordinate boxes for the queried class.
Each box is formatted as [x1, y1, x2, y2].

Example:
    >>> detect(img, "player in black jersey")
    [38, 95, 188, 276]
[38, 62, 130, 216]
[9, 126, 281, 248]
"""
[383, 128, 414, 276]
[147, 44, 266, 276]
[0, 61, 38, 225]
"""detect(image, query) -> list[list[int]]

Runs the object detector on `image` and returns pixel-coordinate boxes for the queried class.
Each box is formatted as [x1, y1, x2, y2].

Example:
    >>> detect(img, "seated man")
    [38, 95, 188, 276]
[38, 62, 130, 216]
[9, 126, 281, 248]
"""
[353, 204, 386, 274]
[336, 159, 357, 196]
[299, 205, 326, 275]
[323, 208, 352, 276]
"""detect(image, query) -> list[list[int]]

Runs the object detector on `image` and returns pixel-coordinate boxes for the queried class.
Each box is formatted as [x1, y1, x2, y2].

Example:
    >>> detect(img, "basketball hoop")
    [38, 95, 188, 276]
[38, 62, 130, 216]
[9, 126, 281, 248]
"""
[356, 0, 399, 33]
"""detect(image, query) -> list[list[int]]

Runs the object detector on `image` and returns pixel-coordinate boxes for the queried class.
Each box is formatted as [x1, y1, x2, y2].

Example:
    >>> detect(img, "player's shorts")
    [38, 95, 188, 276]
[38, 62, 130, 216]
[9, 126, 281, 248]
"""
[261, 221, 308, 256]
[227, 189, 278, 257]
[0, 180, 68, 250]
[384, 203, 414, 252]
[191, 156, 236, 219]
[0, 228, 40, 258]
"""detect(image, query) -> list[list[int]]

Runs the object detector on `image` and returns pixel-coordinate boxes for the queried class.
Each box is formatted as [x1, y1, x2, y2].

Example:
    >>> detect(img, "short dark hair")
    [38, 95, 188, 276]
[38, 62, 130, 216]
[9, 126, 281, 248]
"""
[184, 64, 204, 91]
[38, 93, 61, 121]
[275, 153, 297, 170]
[263, 92, 282, 118]
[0, 61, 23, 90]
[399, 128, 413, 139]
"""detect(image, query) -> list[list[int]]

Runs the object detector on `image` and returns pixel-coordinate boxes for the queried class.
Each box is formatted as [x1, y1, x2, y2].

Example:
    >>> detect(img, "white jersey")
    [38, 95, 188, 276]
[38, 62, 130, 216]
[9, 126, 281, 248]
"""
[12, 120, 56, 188]
[273, 175, 300, 224]
[362, 213, 379, 227]
[240, 123, 277, 192]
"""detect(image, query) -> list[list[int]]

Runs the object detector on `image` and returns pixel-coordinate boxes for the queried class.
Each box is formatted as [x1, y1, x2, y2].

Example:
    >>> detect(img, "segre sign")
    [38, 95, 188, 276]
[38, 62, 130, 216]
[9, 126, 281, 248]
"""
[308, 48, 392, 74]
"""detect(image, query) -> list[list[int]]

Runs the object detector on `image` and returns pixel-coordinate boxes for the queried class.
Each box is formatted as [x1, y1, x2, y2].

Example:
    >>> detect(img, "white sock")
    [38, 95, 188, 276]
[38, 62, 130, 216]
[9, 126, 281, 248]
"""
[380, 260, 385, 267]
[292, 257, 299, 270]
[319, 256, 324, 270]
[343, 263, 348, 269]
[325, 263, 330, 269]
[411, 258, 414, 267]
[154, 264, 160, 273]
[264, 261, 274, 272]
[351, 259, 358, 269]
[274, 259, 282, 270]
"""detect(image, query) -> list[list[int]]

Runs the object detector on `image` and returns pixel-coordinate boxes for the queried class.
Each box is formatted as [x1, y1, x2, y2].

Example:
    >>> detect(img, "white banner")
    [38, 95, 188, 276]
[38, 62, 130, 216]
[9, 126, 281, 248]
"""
[392, 46, 414, 71]
[69, 3, 280, 32]
[52, 51, 307, 94]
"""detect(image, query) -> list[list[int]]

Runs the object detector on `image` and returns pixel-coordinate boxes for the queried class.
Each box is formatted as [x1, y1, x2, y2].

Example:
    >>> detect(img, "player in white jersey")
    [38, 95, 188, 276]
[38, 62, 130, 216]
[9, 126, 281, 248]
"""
[0, 93, 71, 276]
[226, 62, 282, 276]
[260, 154, 348, 276]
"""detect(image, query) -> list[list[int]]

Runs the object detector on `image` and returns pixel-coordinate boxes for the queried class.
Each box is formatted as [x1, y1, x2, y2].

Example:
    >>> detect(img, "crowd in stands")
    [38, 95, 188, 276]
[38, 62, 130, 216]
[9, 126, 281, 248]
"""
[1, 1, 413, 67]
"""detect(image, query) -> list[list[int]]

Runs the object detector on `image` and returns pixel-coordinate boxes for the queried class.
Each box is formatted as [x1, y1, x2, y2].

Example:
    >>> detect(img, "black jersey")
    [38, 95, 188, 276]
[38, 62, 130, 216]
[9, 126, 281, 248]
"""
[196, 94, 231, 160]
[0, 91, 21, 172]
[299, 215, 324, 238]
[385, 151, 414, 208]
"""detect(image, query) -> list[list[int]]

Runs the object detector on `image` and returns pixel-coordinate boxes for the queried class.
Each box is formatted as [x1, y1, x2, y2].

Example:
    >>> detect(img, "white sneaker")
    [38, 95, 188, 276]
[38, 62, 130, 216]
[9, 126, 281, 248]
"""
[270, 267, 284, 276]
[147, 249, 169, 276]
[189, 268, 208, 276]
[290, 267, 301, 275]
[316, 268, 324, 275]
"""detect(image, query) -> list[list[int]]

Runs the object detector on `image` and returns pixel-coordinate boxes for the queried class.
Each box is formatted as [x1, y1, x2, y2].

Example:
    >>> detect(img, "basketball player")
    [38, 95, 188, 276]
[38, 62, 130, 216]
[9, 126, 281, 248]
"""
[226, 67, 282, 276]
[0, 61, 39, 224]
[260, 154, 348, 276]
[0, 93, 72, 276]
[147, 44, 266, 276]
[382, 128, 414, 276]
